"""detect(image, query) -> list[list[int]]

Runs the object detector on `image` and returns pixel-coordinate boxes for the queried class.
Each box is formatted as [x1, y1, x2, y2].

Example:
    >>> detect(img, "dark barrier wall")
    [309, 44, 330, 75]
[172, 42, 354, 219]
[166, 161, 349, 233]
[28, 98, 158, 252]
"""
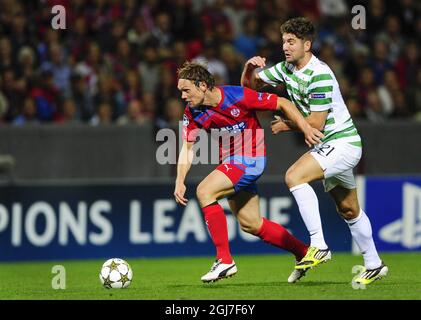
[1, 177, 420, 262]
[0, 121, 420, 182]
[0, 124, 172, 181]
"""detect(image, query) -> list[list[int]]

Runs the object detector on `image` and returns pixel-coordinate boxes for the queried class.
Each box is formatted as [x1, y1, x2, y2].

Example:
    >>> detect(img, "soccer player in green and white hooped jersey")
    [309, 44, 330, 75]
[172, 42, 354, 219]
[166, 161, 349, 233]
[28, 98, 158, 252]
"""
[241, 17, 388, 285]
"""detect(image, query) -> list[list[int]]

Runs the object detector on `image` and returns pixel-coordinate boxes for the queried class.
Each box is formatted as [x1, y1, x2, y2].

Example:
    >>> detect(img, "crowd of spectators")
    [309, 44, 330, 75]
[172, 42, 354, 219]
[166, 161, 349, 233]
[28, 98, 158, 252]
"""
[0, 0, 420, 128]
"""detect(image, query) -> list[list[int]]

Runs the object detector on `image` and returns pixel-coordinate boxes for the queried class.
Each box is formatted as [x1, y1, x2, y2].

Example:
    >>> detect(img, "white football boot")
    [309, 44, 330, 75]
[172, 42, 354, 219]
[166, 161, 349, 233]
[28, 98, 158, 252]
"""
[201, 259, 237, 283]
[288, 261, 309, 283]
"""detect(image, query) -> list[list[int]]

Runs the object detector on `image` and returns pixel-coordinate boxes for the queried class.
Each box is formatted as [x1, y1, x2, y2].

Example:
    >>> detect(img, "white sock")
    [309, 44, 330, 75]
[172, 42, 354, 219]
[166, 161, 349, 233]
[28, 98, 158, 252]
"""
[290, 183, 328, 249]
[345, 209, 382, 269]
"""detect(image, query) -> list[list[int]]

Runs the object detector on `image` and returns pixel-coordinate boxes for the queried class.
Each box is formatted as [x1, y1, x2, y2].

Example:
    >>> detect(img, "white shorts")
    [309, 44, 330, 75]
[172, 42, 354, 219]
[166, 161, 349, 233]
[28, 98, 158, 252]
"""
[309, 139, 362, 192]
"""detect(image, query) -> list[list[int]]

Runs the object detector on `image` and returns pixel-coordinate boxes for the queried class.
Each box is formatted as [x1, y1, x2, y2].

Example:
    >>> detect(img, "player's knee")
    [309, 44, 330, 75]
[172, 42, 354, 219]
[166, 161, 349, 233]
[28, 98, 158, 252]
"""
[285, 167, 299, 188]
[337, 204, 359, 220]
[196, 184, 211, 204]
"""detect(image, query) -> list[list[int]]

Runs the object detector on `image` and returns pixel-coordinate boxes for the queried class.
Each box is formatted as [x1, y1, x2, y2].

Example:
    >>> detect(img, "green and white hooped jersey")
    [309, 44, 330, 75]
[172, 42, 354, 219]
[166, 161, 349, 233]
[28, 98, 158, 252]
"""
[258, 55, 362, 147]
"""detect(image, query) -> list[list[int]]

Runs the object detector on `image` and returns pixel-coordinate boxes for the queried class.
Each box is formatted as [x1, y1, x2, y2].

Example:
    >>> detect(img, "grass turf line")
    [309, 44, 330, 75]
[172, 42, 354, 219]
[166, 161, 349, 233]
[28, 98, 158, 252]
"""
[0, 253, 420, 300]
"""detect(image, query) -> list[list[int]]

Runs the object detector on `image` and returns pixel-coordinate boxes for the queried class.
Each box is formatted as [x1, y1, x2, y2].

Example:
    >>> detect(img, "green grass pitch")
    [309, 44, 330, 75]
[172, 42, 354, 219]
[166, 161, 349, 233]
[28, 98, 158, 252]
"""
[0, 253, 420, 300]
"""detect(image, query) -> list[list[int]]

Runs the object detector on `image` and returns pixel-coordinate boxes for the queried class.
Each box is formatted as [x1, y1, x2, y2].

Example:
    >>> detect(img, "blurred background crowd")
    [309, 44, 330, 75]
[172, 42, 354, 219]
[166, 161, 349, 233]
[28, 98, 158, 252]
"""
[0, 0, 420, 128]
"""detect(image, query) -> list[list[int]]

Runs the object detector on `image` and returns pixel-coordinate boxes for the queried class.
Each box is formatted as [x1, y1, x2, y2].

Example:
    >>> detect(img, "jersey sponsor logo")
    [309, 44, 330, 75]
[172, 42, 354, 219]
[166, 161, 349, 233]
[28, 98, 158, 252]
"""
[310, 93, 326, 99]
[220, 121, 246, 134]
[379, 183, 421, 249]
[231, 108, 240, 117]
[266, 94, 273, 100]
[183, 114, 189, 126]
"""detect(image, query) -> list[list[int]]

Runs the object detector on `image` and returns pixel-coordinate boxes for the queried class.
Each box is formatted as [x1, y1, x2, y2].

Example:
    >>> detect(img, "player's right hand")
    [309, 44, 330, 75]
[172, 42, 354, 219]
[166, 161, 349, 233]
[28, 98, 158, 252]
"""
[303, 126, 324, 147]
[174, 182, 188, 206]
[245, 56, 266, 69]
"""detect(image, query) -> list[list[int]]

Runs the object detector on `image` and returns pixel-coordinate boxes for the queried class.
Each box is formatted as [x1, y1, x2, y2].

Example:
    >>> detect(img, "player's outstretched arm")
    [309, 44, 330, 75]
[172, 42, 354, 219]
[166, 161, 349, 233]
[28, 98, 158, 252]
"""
[275, 97, 324, 147]
[241, 56, 268, 90]
[174, 141, 194, 206]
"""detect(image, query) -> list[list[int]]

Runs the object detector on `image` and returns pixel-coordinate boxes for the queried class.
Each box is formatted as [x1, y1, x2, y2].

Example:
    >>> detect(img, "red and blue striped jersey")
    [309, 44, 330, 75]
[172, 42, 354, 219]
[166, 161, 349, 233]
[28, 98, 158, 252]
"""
[182, 86, 277, 160]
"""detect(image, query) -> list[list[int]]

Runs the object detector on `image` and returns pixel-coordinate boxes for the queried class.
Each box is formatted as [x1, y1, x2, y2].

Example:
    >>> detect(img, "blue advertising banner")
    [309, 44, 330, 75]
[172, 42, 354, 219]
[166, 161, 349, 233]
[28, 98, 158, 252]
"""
[364, 176, 421, 252]
[0, 182, 350, 261]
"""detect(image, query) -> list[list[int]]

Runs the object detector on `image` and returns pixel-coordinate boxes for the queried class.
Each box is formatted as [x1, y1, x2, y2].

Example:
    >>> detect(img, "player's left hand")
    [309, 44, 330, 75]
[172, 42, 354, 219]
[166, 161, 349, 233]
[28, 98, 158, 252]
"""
[271, 116, 290, 134]
[303, 127, 324, 147]
[174, 182, 188, 206]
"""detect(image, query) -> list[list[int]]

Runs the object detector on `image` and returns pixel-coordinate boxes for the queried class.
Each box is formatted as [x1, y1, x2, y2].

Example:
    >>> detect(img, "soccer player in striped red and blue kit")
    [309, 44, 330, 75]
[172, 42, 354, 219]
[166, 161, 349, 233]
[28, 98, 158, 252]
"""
[174, 62, 324, 283]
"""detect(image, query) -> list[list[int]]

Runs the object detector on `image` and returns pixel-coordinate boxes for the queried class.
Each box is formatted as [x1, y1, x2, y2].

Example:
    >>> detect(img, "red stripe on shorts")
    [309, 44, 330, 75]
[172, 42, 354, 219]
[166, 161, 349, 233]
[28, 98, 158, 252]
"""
[216, 163, 245, 185]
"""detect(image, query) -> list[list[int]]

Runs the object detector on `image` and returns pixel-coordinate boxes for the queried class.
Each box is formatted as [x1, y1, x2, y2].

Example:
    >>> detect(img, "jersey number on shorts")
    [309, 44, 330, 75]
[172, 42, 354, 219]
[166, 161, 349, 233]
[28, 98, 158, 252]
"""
[315, 144, 335, 157]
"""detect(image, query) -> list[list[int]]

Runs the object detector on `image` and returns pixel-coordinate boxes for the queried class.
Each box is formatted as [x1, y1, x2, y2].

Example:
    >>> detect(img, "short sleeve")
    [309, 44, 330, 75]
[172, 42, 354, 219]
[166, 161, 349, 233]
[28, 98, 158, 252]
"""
[242, 87, 278, 111]
[182, 108, 200, 142]
[307, 73, 334, 112]
[258, 62, 285, 87]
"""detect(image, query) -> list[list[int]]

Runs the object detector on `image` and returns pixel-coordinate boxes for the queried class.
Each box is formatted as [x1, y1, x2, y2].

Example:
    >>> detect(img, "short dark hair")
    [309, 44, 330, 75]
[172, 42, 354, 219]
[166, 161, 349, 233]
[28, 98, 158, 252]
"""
[280, 17, 315, 43]
[177, 61, 215, 89]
